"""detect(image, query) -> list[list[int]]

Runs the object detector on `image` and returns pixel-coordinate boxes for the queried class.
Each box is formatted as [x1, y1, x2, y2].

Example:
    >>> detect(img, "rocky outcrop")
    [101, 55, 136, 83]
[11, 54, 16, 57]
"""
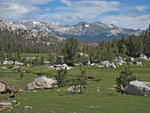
[12, 66, 20, 71]
[135, 61, 142, 66]
[3, 61, 14, 65]
[129, 57, 134, 62]
[139, 54, 147, 60]
[126, 80, 150, 96]
[54, 64, 72, 70]
[0, 66, 7, 70]
[101, 61, 116, 68]
[26, 76, 57, 90]
[0, 82, 6, 93]
[0, 80, 20, 95]
[116, 61, 123, 66]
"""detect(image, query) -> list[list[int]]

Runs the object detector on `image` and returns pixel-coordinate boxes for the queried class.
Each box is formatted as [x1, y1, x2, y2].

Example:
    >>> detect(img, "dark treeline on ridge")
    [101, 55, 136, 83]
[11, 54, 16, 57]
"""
[0, 26, 65, 53]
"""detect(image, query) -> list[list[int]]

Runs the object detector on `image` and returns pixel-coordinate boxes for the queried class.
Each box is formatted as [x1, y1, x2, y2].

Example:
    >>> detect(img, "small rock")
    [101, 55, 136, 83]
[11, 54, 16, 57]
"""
[96, 87, 100, 92]
[15, 102, 20, 107]
[135, 61, 142, 66]
[139, 54, 147, 60]
[0, 102, 12, 106]
[129, 57, 134, 62]
[15, 61, 24, 65]
[109, 63, 116, 68]
[98, 65, 104, 68]
[0, 82, 6, 93]
[108, 88, 115, 90]
[44, 60, 50, 64]
[12, 66, 20, 70]
[1, 66, 7, 70]
[12, 100, 17, 103]
[32, 90, 37, 93]
[57, 89, 61, 93]
[96, 89, 100, 92]
[49, 66, 54, 69]
[24, 106, 32, 110]
[3, 61, 14, 65]
[0, 105, 11, 111]
[90, 63, 95, 66]
[67, 85, 84, 93]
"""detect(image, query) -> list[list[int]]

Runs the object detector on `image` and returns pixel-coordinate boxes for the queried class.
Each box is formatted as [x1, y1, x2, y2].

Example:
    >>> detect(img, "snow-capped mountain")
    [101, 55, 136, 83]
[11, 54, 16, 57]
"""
[0, 19, 143, 42]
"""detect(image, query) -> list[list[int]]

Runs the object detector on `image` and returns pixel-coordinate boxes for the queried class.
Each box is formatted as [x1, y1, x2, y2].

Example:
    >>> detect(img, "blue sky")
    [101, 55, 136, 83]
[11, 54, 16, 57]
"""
[0, 0, 150, 29]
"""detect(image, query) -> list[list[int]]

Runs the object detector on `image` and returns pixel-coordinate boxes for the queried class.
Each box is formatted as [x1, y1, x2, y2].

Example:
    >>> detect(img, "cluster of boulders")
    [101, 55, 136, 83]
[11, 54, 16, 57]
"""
[0, 100, 32, 111]
[2, 60, 24, 65]
[100, 61, 116, 68]
[25, 76, 150, 96]
[88, 61, 116, 68]
[0, 101, 13, 111]
[115, 56, 126, 66]
[48, 64, 73, 70]
[26, 76, 86, 94]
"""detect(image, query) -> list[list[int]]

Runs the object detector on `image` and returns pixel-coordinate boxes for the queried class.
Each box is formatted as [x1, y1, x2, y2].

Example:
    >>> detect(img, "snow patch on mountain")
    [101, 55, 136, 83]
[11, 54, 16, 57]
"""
[85, 24, 89, 27]
[111, 29, 123, 35]
[33, 21, 42, 26]
[108, 24, 114, 28]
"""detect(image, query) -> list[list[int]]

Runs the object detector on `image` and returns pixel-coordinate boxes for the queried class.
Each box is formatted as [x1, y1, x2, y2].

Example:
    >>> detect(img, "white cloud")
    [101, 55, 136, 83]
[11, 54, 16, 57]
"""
[1, 0, 54, 5]
[0, 3, 38, 19]
[40, 0, 120, 24]
[136, 5, 149, 12]
[100, 14, 150, 29]
[60, 0, 71, 6]
[0, 0, 150, 29]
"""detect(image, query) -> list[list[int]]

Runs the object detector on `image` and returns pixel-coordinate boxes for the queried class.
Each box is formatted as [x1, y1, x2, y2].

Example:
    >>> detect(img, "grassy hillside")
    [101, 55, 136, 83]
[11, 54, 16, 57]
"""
[0, 64, 150, 113]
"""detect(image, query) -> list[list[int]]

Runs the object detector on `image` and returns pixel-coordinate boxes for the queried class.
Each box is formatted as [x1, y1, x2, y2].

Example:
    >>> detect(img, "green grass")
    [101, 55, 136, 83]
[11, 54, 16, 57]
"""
[22, 53, 49, 57]
[0, 64, 150, 113]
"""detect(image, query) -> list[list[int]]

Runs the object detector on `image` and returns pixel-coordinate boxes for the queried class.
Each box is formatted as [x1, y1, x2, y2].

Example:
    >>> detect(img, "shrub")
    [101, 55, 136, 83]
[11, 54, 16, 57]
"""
[115, 67, 136, 93]
[55, 68, 68, 87]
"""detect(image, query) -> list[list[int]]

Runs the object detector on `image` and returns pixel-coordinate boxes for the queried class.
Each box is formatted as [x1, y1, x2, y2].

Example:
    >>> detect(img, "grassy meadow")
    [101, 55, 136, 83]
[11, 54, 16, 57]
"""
[0, 62, 150, 113]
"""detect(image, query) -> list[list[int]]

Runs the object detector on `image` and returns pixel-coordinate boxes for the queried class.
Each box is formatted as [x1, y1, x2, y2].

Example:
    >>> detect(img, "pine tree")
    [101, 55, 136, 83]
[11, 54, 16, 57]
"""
[7, 49, 13, 60]
[119, 35, 127, 55]
[55, 68, 68, 87]
[17, 48, 22, 60]
[63, 37, 80, 66]
[0, 47, 5, 64]
[115, 66, 136, 93]
[79, 65, 86, 93]
[48, 53, 56, 65]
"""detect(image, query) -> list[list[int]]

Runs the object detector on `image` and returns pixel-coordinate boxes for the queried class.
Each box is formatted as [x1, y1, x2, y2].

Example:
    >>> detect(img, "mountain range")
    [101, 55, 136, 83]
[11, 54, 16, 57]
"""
[0, 19, 143, 42]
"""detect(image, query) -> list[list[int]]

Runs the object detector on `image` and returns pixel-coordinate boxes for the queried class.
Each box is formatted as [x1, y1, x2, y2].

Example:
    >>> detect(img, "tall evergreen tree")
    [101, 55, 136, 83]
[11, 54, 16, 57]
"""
[0, 47, 6, 64]
[62, 37, 80, 66]
[119, 35, 127, 55]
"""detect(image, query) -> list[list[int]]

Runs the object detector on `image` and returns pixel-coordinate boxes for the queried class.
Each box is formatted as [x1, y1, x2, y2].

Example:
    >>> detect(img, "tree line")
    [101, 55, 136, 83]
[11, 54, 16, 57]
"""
[0, 25, 150, 66]
[61, 25, 150, 65]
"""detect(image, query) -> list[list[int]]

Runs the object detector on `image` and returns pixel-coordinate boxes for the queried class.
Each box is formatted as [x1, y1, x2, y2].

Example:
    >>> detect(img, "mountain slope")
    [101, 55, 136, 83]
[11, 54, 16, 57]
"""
[0, 19, 66, 53]
[1, 19, 143, 42]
